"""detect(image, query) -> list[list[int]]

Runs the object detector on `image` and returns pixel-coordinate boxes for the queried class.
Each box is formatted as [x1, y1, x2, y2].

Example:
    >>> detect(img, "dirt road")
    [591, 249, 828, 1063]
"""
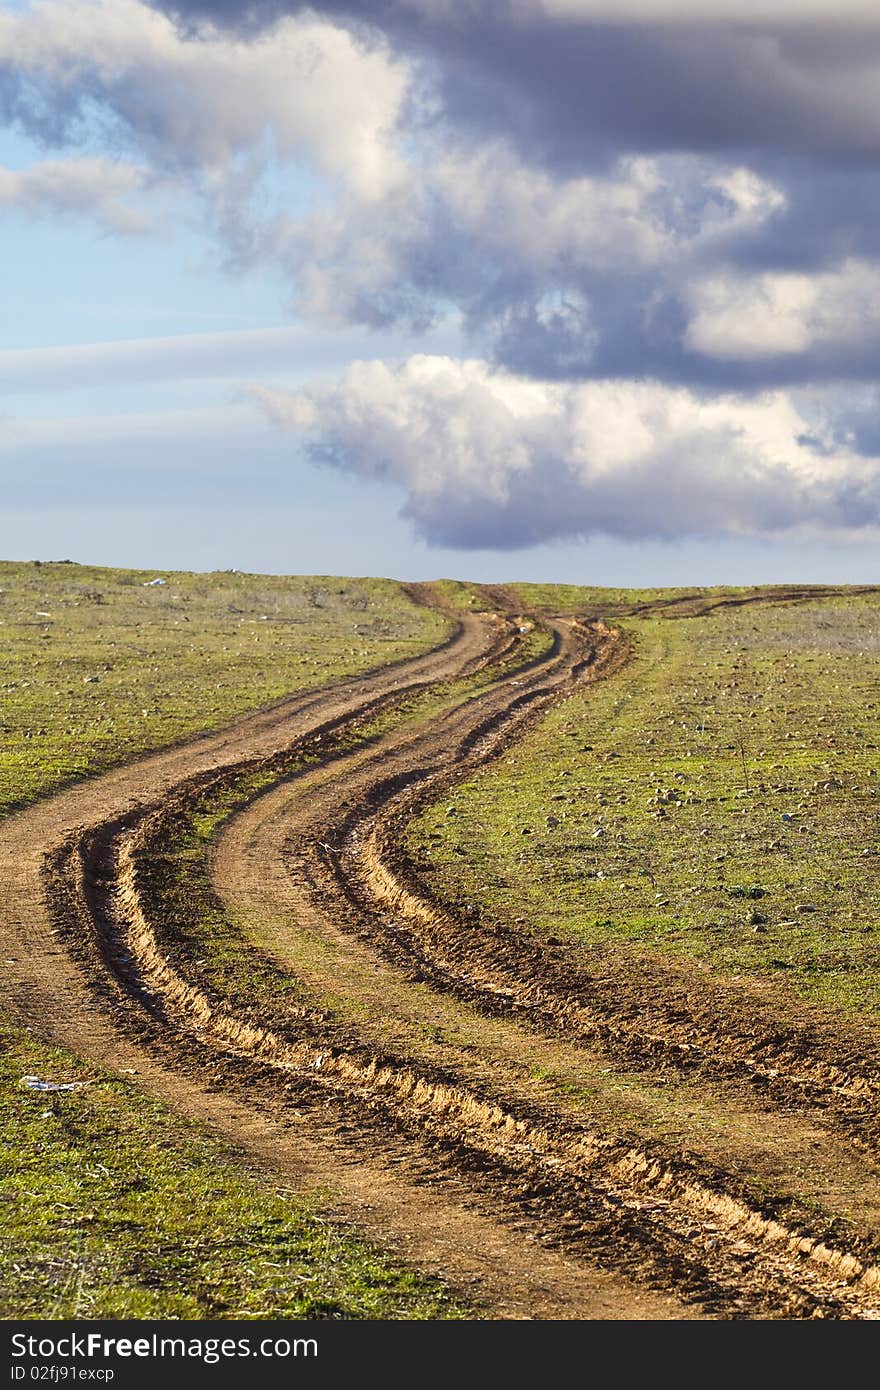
[4, 585, 880, 1319]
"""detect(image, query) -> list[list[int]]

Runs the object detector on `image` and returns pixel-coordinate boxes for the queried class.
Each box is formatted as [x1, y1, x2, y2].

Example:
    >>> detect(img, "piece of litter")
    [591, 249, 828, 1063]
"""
[143, 577, 167, 587]
[19, 1075, 92, 1093]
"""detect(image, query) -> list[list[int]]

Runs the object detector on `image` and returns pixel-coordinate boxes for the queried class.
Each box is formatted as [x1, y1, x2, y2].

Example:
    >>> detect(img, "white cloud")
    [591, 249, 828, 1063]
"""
[248, 354, 880, 545]
[0, 0, 409, 199]
[685, 259, 880, 360]
[431, 150, 671, 273]
[271, 148, 788, 332]
[0, 156, 154, 232]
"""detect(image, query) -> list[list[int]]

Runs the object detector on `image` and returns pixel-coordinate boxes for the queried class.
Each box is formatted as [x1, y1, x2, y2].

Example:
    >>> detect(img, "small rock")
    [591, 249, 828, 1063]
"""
[795, 903, 817, 914]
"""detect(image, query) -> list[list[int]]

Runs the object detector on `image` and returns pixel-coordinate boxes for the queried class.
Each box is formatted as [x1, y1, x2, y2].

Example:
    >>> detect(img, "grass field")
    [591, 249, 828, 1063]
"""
[408, 587, 880, 1015]
[0, 561, 445, 818]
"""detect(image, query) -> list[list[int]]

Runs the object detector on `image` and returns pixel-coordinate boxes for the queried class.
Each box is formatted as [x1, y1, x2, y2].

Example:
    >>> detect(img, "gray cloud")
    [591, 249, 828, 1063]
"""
[7, 0, 880, 553]
[147, 1, 880, 388]
[7, 1, 880, 391]
[154, 3, 880, 164]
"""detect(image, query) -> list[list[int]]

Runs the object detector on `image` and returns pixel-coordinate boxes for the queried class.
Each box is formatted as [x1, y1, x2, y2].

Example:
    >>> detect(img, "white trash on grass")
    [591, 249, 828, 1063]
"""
[19, 1075, 93, 1093]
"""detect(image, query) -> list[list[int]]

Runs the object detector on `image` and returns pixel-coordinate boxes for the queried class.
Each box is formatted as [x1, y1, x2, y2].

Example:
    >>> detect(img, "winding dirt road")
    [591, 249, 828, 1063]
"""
[4, 584, 880, 1319]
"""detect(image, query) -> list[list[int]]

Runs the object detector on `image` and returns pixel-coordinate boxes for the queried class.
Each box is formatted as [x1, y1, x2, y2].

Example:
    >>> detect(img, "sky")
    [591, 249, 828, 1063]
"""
[1, 1, 880, 584]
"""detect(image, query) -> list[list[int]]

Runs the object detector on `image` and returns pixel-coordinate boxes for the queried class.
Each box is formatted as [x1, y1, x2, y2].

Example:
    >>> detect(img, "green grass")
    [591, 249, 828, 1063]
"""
[408, 588, 880, 1016]
[512, 581, 683, 612]
[424, 579, 494, 611]
[0, 1022, 466, 1320]
[0, 561, 446, 819]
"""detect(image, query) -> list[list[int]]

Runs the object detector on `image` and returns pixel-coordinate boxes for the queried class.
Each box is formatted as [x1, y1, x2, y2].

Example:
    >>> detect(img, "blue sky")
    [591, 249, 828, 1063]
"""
[2, 0, 879, 584]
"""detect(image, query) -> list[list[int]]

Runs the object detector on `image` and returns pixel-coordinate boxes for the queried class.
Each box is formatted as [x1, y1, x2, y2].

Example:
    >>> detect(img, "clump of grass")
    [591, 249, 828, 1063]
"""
[0, 1022, 468, 1320]
[407, 589, 880, 1016]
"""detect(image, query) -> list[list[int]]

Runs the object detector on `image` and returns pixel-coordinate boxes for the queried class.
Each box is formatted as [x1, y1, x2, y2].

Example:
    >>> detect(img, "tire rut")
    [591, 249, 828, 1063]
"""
[6, 583, 880, 1318]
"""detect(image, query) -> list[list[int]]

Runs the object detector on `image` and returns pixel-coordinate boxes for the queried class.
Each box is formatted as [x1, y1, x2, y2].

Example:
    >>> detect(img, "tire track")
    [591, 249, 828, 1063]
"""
[76, 598, 880, 1313]
[6, 583, 880, 1316]
[0, 590, 692, 1319]
[311, 615, 880, 1159]
[45, 710, 880, 1319]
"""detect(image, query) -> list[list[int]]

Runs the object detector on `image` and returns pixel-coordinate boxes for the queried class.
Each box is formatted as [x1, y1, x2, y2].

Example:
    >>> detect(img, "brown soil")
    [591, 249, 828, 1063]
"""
[4, 584, 880, 1319]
